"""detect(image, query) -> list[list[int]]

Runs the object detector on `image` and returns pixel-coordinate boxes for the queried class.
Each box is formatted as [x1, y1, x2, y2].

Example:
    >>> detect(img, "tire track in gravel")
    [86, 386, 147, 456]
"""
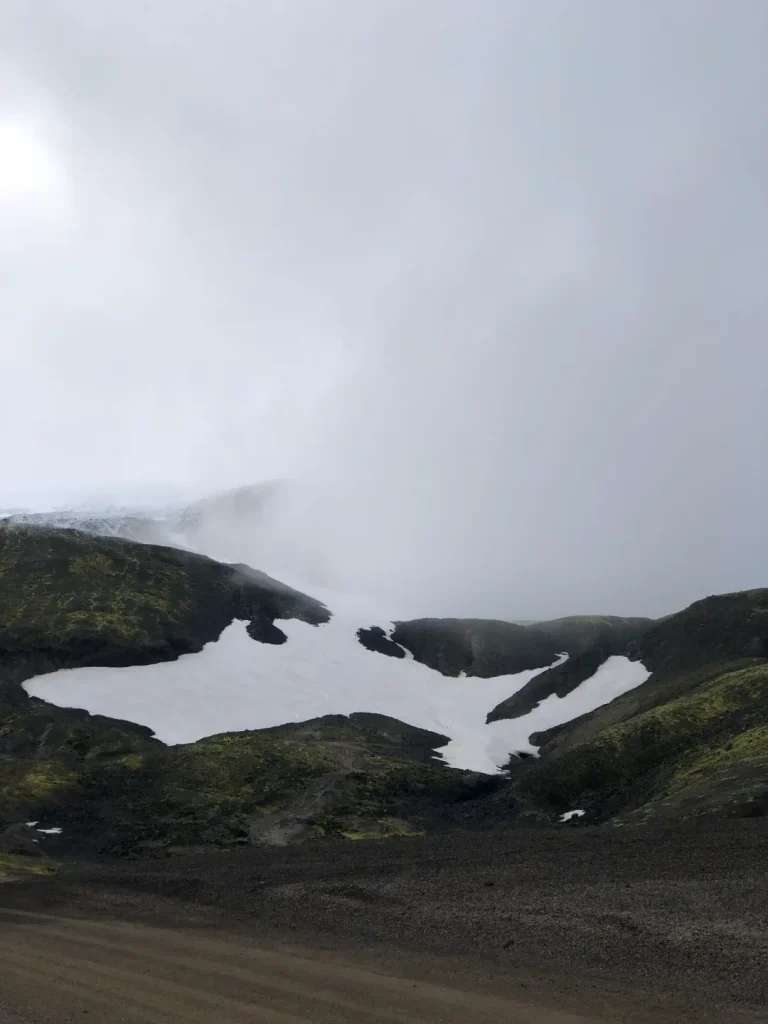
[0, 908, 595, 1024]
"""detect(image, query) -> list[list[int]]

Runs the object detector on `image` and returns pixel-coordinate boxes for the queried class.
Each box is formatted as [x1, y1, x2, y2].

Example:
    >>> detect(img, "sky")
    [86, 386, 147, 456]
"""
[1, 1, 766, 620]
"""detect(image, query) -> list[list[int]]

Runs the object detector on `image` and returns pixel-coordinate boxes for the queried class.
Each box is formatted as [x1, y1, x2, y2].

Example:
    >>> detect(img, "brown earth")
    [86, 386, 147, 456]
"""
[1, 819, 766, 1023]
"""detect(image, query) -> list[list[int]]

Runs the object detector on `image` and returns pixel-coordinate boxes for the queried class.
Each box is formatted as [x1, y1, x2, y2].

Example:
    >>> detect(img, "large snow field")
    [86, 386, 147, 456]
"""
[23, 598, 649, 773]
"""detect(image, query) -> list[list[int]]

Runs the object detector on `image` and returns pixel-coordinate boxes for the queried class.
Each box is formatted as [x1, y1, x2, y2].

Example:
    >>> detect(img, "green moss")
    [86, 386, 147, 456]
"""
[0, 853, 56, 880]
[167, 733, 337, 811]
[524, 662, 768, 819]
[0, 760, 79, 811]
[340, 818, 425, 840]
[0, 526, 193, 648]
[0, 522, 327, 676]
[669, 724, 768, 790]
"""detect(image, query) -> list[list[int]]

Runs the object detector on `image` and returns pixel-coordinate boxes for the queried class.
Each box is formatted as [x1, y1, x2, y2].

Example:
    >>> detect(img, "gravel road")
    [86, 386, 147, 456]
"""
[1, 819, 765, 1023]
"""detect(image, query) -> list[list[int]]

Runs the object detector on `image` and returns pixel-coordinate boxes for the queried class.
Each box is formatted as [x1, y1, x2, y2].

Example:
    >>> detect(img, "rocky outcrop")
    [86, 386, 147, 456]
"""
[487, 646, 611, 722]
[362, 615, 651, 684]
[356, 626, 406, 659]
[386, 619, 559, 677]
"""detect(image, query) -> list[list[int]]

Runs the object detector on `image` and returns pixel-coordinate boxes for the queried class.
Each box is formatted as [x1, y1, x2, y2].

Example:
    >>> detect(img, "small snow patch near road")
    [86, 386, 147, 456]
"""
[25, 823, 63, 837]
[559, 810, 586, 823]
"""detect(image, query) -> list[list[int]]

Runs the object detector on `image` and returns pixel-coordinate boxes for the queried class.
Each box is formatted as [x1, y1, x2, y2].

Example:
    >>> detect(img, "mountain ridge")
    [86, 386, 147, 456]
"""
[0, 519, 765, 856]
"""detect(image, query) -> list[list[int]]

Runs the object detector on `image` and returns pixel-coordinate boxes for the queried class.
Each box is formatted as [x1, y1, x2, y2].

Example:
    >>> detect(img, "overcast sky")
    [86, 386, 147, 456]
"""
[1, 1, 766, 619]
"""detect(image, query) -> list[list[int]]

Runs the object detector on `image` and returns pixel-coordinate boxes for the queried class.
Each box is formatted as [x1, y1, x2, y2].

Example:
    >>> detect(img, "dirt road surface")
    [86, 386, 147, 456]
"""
[0, 907, 601, 1024]
[1, 820, 765, 1023]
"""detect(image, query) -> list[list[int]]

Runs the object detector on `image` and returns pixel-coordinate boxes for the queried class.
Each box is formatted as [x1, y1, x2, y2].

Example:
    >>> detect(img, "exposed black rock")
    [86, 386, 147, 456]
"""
[487, 646, 612, 722]
[529, 615, 653, 657]
[388, 619, 558, 677]
[363, 615, 651, 685]
[356, 626, 406, 659]
[632, 589, 768, 674]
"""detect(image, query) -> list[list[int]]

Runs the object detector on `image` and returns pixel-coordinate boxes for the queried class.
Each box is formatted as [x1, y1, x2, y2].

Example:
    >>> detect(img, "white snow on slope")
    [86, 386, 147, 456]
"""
[491, 654, 651, 760]
[559, 809, 586, 823]
[23, 603, 649, 774]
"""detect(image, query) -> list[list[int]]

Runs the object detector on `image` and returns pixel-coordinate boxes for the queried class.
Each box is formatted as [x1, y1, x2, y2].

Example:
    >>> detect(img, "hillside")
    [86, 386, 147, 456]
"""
[1, 695, 492, 855]
[511, 590, 768, 822]
[0, 524, 497, 851]
[1, 523, 766, 857]
[0, 522, 328, 695]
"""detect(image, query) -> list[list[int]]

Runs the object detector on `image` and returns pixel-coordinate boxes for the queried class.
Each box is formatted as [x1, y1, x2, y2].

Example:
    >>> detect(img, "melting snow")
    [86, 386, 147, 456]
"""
[559, 809, 586, 823]
[492, 654, 651, 759]
[23, 592, 649, 775]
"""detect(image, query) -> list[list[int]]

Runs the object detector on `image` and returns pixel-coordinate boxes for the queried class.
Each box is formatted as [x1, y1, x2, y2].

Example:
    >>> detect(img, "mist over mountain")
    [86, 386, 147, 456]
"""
[2, 2, 767, 620]
[1, 6, 767, 1020]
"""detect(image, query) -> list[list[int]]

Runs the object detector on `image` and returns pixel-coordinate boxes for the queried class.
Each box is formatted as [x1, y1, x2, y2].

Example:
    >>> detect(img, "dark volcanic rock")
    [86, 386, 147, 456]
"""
[487, 646, 611, 722]
[0, 823, 43, 857]
[356, 626, 406, 659]
[487, 616, 652, 725]
[371, 615, 651, 685]
[633, 588, 768, 674]
[388, 619, 558, 677]
[529, 615, 652, 658]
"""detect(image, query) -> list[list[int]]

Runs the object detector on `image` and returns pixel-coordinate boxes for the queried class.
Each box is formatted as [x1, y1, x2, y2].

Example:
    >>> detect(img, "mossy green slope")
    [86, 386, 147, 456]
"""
[0, 522, 328, 697]
[533, 590, 768, 758]
[522, 662, 768, 821]
[515, 591, 768, 822]
[0, 703, 489, 853]
[0, 852, 56, 881]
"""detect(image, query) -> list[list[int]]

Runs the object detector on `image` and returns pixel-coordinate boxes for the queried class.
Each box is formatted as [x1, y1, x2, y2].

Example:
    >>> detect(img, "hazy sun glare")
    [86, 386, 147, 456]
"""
[0, 118, 62, 201]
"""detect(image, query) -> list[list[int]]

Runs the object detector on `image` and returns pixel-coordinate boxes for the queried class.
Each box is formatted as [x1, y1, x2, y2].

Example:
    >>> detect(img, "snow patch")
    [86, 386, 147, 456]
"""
[559, 809, 586, 823]
[23, 592, 650, 775]
[24, 821, 62, 836]
[483, 654, 651, 763]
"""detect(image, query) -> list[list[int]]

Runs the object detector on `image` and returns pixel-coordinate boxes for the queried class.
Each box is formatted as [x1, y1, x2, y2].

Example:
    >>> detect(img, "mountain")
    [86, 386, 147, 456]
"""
[2, 510, 766, 856]
[0, 520, 654, 850]
[1, 693, 494, 855]
[0, 522, 491, 852]
[510, 590, 768, 822]
[486, 616, 653, 722]
[357, 614, 651, 698]
[2, 482, 333, 590]
[12, 523, 650, 774]
[0, 521, 327, 692]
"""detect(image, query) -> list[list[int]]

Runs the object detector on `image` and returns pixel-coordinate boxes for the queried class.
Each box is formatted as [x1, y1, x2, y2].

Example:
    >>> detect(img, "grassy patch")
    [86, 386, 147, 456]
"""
[0, 853, 56, 881]
[523, 663, 768, 818]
